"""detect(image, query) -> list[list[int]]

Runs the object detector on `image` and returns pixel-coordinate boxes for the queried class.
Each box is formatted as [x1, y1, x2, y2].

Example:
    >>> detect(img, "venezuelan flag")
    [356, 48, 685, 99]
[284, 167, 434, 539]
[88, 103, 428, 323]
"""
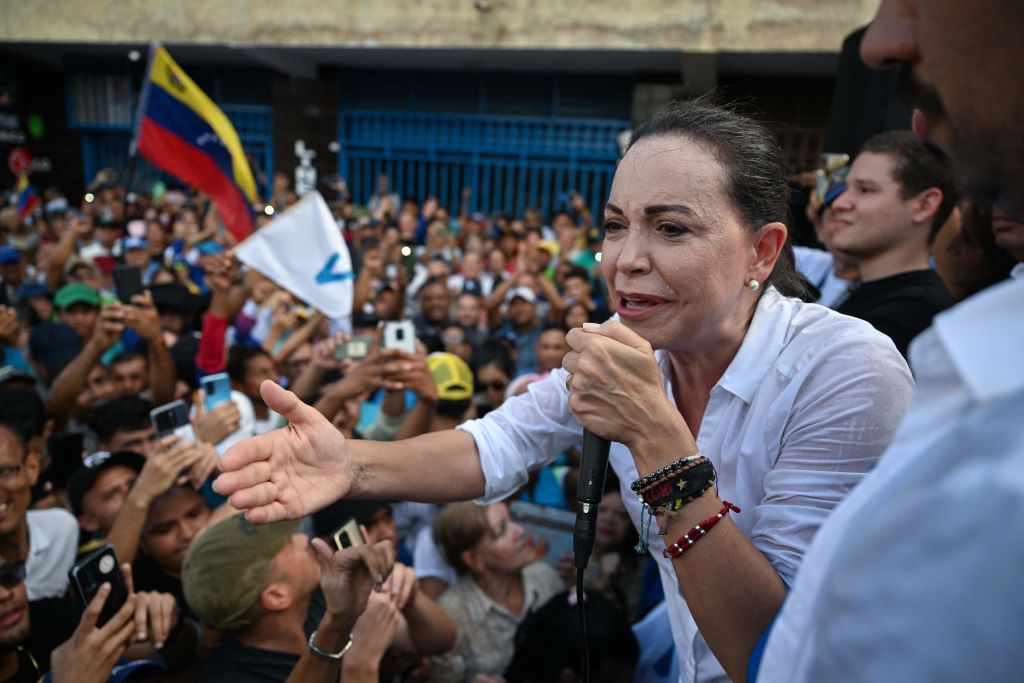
[131, 45, 258, 240]
[16, 178, 39, 220]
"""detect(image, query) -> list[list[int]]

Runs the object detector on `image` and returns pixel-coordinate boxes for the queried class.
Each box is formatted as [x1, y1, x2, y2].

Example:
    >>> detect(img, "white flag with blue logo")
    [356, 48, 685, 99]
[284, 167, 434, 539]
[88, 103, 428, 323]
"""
[234, 192, 353, 319]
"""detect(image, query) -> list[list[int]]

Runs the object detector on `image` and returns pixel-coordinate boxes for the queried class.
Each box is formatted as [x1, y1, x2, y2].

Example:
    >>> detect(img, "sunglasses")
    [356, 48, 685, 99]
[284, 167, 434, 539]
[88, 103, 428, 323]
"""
[0, 561, 26, 589]
[480, 379, 508, 392]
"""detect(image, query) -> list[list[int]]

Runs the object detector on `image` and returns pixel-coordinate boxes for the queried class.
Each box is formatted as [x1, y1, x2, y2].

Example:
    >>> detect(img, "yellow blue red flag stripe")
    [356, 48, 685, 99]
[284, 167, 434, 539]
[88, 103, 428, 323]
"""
[131, 44, 258, 240]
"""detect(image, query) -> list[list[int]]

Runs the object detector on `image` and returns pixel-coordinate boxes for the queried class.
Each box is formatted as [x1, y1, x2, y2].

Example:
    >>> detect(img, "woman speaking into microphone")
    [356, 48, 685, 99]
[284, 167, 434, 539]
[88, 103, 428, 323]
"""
[214, 101, 913, 682]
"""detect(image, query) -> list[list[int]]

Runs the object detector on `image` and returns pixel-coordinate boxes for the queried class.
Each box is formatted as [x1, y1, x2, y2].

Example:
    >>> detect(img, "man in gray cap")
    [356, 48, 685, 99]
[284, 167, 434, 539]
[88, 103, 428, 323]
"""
[183, 513, 395, 682]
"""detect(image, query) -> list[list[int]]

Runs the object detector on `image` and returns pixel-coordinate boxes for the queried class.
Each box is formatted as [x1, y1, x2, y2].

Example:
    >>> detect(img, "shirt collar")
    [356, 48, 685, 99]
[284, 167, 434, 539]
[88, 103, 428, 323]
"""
[1011, 261, 1024, 280]
[931, 277, 1024, 401]
[713, 288, 791, 404]
[461, 576, 511, 624]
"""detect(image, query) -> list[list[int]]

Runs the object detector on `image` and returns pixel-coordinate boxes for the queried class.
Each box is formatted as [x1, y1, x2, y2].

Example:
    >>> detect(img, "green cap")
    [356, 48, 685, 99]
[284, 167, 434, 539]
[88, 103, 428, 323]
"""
[53, 283, 100, 310]
[182, 514, 300, 632]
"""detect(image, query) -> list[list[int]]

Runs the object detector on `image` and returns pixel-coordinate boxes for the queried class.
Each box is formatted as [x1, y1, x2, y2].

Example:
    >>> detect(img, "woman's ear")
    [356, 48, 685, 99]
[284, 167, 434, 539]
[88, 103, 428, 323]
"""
[751, 222, 788, 283]
[461, 548, 484, 576]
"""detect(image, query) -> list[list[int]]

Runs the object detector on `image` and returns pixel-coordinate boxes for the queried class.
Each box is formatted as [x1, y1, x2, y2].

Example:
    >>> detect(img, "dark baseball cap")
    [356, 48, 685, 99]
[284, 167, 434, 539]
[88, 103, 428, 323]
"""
[67, 451, 145, 516]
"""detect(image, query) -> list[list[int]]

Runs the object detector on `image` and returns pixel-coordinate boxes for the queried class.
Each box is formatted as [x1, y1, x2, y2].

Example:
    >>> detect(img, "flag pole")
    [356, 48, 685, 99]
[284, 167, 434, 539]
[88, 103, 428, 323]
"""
[125, 42, 159, 200]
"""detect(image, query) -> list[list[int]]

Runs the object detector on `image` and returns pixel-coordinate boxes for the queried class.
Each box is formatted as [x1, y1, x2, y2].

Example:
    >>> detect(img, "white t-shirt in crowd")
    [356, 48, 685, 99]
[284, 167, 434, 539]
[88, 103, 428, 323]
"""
[759, 277, 1024, 682]
[25, 508, 79, 600]
[458, 288, 914, 682]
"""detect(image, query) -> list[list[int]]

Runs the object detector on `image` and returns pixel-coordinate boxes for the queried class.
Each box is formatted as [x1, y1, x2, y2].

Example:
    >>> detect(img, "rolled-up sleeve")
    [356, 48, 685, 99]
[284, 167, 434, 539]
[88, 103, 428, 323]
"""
[749, 333, 915, 584]
[458, 369, 583, 503]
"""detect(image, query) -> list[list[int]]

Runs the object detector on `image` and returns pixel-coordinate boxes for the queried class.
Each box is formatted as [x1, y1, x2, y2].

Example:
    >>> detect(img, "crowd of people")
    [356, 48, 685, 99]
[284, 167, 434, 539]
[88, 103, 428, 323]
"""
[0, 1, 1022, 681]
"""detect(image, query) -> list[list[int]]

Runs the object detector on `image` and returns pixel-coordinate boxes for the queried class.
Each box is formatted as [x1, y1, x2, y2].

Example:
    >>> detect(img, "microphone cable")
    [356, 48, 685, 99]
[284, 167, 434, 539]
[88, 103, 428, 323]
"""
[573, 429, 611, 683]
[576, 568, 589, 683]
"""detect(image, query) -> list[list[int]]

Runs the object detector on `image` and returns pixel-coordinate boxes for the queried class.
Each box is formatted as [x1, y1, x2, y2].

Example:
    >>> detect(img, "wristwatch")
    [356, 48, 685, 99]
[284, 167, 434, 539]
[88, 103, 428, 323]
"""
[307, 629, 354, 661]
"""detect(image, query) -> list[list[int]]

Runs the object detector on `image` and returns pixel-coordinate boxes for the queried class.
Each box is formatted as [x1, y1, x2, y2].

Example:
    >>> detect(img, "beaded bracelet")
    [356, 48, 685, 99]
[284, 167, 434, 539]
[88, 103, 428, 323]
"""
[631, 453, 706, 492]
[641, 462, 716, 508]
[662, 501, 741, 559]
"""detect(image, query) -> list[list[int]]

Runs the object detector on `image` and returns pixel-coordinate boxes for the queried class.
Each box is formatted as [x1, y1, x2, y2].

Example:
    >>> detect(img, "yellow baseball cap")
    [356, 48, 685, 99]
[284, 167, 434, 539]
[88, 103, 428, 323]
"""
[427, 352, 474, 401]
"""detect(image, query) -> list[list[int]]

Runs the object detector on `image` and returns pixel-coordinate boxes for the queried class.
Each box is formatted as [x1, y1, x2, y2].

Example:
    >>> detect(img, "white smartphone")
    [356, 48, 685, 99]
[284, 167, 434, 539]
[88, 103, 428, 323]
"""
[383, 320, 416, 354]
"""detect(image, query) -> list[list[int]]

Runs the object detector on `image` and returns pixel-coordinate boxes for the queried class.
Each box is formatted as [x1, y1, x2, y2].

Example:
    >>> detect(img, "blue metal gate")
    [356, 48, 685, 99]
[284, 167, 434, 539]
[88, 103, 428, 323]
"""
[337, 110, 629, 219]
[78, 105, 274, 198]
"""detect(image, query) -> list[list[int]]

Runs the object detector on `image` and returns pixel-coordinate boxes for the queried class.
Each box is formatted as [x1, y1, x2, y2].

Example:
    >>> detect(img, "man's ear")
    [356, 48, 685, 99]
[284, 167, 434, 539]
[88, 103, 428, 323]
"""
[260, 581, 294, 613]
[24, 452, 40, 487]
[912, 187, 944, 226]
[750, 222, 788, 284]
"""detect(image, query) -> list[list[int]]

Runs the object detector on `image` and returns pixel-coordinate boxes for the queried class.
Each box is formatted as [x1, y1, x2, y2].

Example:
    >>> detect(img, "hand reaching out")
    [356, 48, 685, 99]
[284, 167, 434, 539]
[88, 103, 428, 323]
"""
[214, 381, 356, 523]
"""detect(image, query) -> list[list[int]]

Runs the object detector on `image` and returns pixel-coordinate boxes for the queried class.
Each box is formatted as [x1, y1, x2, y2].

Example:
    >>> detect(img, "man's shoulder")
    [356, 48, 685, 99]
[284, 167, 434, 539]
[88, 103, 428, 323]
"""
[844, 270, 953, 313]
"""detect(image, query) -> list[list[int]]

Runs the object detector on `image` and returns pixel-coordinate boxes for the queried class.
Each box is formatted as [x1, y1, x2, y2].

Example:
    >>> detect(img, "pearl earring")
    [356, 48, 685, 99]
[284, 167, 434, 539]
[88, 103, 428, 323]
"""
[747, 279, 760, 292]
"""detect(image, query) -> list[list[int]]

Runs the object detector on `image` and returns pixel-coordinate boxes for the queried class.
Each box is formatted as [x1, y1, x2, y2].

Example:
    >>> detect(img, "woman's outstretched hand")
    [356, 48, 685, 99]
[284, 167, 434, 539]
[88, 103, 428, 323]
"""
[213, 380, 352, 523]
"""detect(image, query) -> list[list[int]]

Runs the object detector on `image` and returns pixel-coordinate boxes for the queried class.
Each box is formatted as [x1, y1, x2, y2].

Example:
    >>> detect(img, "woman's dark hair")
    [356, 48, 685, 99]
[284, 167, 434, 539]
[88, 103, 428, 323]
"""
[628, 99, 807, 298]
[505, 591, 639, 683]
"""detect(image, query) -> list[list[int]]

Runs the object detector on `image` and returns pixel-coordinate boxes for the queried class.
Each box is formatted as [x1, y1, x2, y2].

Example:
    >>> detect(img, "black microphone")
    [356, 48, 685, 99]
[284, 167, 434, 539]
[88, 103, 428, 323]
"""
[573, 429, 612, 570]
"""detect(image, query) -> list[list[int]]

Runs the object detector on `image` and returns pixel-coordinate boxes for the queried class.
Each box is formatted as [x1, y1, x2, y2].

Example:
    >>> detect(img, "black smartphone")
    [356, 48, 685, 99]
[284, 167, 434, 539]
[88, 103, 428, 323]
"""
[68, 544, 128, 628]
[150, 399, 195, 442]
[112, 264, 144, 304]
[331, 518, 366, 551]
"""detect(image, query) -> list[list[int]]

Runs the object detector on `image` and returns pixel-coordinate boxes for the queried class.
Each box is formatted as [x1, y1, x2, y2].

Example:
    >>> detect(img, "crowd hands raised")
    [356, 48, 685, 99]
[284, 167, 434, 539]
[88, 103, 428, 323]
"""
[0, 140, 646, 683]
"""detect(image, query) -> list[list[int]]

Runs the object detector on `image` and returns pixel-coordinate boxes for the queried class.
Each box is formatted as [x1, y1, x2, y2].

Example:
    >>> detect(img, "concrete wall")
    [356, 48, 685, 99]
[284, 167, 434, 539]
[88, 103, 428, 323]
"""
[1, 0, 876, 53]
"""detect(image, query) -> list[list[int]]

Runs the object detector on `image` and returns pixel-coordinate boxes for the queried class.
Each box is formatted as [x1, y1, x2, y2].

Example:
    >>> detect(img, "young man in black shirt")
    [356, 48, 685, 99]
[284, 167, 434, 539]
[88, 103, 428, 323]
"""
[828, 131, 957, 357]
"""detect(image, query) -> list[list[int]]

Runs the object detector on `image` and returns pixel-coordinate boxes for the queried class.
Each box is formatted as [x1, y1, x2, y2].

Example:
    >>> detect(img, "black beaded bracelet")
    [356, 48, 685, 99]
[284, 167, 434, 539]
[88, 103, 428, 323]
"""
[631, 453, 705, 492]
[643, 465, 717, 508]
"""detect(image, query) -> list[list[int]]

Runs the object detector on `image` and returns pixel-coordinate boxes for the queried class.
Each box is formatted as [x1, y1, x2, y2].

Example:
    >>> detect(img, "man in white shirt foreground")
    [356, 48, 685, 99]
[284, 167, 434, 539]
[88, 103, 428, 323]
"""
[757, 1, 1024, 680]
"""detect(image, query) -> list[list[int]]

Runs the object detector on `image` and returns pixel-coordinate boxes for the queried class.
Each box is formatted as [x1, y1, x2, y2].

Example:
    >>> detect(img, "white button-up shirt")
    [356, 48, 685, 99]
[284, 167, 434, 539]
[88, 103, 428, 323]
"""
[759, 276, 1024, 682]
[459, 288, 914, 682]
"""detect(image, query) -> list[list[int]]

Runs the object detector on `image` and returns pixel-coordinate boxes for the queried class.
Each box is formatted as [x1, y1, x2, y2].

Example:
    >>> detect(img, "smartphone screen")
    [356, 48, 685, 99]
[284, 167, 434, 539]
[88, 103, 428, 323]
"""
[68, 544, 128, 628]
[332, 518, 366, 551]
[201, 372, 232, 411]
[150, 400, 195, 442]
[112, 264, 143, 304]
